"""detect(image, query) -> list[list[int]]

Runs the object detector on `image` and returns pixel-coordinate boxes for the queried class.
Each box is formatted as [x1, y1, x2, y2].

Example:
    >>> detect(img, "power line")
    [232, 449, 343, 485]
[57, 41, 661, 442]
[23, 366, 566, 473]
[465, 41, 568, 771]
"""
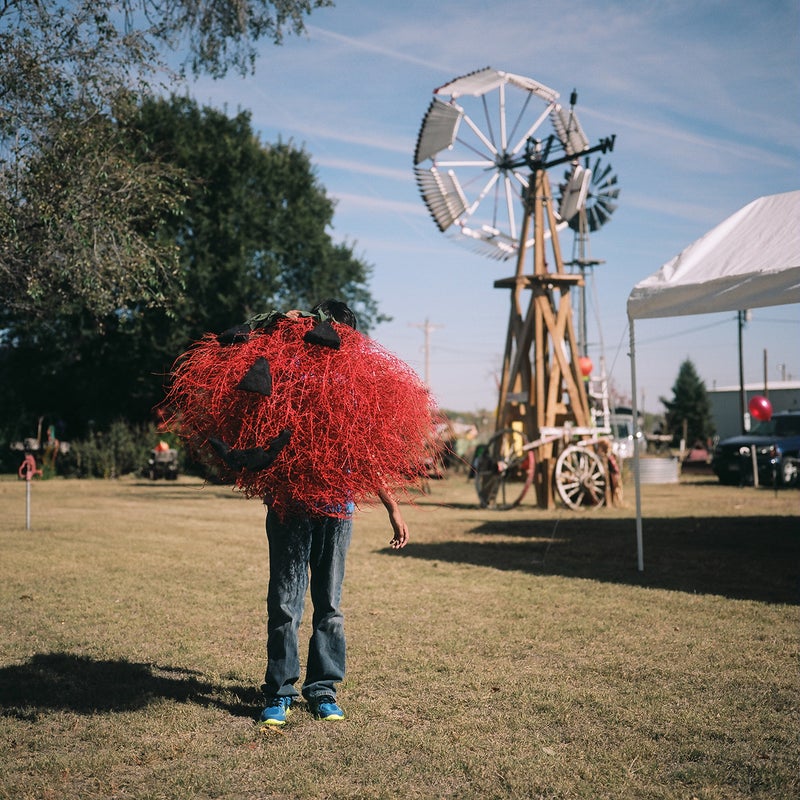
[635, 318, 731, 345]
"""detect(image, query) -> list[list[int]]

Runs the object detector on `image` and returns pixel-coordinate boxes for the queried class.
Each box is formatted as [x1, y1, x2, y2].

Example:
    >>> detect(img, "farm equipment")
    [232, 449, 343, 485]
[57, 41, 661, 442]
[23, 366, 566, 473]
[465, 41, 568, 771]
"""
[147, 442, 179, 480]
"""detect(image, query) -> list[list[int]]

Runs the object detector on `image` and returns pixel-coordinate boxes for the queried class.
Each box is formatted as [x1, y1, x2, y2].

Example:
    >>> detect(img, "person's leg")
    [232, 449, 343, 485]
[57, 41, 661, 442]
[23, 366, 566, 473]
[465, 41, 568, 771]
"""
[302, 514, 352, 704]
[261, 509, 311, 702]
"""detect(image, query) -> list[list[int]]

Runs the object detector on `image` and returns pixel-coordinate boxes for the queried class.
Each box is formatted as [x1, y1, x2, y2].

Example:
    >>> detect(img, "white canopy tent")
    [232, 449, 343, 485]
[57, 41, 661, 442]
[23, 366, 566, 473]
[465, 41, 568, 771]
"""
[626, 190, 800, 570]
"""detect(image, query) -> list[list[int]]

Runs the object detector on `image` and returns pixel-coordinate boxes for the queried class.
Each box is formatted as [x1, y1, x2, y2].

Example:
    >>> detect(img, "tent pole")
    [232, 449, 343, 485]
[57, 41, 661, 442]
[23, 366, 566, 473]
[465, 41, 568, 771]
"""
[628, 317, 644, 571]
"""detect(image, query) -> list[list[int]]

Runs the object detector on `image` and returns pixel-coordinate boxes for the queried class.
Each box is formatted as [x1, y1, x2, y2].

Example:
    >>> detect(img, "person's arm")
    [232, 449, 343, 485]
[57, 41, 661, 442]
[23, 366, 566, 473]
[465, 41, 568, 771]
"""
[378, 488, 409, 549]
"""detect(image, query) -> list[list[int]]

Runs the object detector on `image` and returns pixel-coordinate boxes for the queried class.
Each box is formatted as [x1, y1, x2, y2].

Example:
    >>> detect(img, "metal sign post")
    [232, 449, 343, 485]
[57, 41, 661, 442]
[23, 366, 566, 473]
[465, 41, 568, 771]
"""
[18, 453, 42, 530]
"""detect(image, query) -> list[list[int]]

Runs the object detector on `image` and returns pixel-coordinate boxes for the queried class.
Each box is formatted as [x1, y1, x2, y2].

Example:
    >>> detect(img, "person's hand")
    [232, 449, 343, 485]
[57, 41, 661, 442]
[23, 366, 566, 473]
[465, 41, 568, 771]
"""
[388, 508, 409, 549]
[378, 488, 409, 549]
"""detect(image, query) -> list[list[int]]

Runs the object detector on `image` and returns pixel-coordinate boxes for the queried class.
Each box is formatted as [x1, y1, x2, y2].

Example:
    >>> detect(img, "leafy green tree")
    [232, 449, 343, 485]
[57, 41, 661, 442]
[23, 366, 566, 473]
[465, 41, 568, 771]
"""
[660, 359, 715, 446]
[127, 96, 382, 333]
[0, 0, 331, 321]
[0, 98, 186, 321]
[0, 97, 383, 441]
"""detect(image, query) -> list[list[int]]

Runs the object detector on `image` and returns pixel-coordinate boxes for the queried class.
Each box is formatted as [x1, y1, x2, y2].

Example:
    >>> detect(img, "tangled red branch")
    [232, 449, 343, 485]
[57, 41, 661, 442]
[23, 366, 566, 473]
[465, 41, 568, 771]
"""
[163, 317, 437, 517]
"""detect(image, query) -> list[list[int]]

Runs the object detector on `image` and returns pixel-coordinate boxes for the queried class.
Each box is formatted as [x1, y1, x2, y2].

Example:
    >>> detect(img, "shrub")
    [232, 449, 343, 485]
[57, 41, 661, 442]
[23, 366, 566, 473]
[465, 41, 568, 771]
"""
[59, 420, 170, 479]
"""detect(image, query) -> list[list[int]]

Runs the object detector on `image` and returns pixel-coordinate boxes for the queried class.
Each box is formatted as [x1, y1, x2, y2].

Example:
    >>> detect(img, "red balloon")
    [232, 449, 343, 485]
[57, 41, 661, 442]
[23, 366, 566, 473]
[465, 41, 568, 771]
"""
[748, 395, 773, 422]
[578, 356, 593, 377]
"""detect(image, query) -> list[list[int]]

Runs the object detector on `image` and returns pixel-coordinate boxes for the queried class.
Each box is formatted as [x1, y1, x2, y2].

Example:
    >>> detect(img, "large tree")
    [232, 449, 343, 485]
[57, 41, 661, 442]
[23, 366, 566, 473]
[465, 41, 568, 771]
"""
[0, 0, 332, 321]
[660, 359, 715, 446]
[127, 96, 382, 333]
[0, 96, 382, 440]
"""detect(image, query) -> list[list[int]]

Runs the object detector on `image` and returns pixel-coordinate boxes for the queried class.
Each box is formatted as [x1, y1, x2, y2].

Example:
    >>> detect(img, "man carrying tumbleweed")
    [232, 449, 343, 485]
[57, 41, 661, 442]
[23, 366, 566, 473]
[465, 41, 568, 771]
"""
[164, 299, 436, 726]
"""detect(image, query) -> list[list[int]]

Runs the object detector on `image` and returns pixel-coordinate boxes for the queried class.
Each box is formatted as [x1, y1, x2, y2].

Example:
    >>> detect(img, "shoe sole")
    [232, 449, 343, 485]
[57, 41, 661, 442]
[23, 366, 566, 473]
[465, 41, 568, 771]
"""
[260, 708, 292, 726]
[314, 711, 344, 721]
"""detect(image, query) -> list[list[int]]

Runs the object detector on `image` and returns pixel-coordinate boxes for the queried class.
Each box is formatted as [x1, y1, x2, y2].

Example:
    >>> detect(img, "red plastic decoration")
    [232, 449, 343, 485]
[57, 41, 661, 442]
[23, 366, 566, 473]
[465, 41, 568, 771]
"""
[748, 395, 773, 422]
[163, 317, 437, 518]
[578, 356, 593, 377]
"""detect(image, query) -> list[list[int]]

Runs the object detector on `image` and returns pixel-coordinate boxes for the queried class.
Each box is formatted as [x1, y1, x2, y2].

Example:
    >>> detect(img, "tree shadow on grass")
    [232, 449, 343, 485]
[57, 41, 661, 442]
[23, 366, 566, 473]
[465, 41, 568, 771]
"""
[0, 653, 261, 721]
[395, 515, 799, 605]
[128, 482, 243, 500]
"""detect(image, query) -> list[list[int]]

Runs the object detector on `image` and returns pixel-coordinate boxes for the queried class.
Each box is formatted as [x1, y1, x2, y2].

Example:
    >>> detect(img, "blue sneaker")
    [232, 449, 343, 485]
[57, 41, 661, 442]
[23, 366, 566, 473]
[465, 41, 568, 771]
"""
[259, 696, 293, 726]
[310, 695, 344, 721]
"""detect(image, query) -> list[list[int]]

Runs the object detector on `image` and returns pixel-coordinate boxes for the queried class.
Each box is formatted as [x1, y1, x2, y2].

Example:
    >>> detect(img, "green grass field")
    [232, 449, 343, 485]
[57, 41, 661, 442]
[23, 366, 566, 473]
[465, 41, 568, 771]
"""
[0, 471, 797, 799]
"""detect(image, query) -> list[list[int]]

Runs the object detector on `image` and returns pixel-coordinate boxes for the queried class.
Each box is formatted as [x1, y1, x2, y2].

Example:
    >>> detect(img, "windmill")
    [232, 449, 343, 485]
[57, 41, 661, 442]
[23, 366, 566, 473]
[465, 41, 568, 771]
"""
[413, 68, 617, 509]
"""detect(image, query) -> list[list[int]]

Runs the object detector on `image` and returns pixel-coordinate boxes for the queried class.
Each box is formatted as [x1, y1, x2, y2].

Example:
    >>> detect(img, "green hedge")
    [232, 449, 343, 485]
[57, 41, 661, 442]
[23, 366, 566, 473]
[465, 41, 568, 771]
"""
[57, 420, 181, 479]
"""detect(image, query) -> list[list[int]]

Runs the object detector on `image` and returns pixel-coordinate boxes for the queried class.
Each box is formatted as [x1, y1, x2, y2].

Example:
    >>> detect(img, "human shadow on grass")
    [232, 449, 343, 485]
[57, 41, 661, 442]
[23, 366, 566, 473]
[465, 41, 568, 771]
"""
[393, 515, 799, 605]
[0, 653, 261, 721]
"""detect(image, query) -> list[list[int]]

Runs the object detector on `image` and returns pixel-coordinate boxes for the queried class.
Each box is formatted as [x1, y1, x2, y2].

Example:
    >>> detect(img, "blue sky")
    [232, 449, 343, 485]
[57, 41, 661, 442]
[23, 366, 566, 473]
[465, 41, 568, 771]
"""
[188, 0, 799, 416]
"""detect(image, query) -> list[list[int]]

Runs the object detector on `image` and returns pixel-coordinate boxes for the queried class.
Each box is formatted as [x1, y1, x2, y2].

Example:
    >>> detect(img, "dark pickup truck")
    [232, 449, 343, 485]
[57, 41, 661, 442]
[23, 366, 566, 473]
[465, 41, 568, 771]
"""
[712, 410, 800, 487]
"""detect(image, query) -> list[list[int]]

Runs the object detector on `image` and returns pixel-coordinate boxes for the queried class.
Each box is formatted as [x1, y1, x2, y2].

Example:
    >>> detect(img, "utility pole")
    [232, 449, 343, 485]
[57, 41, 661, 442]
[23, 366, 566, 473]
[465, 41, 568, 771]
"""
[737, 309, 751, 433]
[410, 319, 442, 386]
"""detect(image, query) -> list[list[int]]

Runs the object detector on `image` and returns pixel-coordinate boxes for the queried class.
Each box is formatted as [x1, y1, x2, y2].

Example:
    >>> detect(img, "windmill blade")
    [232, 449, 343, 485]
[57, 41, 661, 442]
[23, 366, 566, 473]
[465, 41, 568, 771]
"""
[595, 173, 618, 193]
[414, 98, 464, 164]
[414, 166, 468, 232]
[456, 227, 518, 261]
[456, 220, 561, 261]
[558, 164, 591, 223]
[598, 187, 620, 203]
[592, 166, 620, 206]
[435, 66, 507, 98]
[434, 66, 560, 104]
[592, 160, 614, 184]
[588, 204, 610, 231]
[595, 198, 618, 217]
[568, 158, 620, 232]
[550, 104, 589, 156]
[586, 197, 617, 231]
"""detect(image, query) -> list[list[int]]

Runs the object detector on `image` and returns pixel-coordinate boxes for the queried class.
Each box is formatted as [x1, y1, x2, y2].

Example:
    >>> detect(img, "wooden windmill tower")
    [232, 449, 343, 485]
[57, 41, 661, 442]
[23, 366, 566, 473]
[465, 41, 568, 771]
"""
[414, 68, 616, 508]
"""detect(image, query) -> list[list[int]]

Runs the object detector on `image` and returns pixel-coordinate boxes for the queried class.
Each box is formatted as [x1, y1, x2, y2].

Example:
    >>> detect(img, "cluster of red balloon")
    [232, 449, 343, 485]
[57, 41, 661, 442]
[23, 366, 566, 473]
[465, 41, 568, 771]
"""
[748, 395, 773, 422]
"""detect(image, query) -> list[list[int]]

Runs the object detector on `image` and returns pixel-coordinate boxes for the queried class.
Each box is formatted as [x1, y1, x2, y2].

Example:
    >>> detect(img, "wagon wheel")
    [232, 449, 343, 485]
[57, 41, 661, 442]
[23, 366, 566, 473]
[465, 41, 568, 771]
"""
[474, 428, 535, 509]
[554, 444, 606, 509]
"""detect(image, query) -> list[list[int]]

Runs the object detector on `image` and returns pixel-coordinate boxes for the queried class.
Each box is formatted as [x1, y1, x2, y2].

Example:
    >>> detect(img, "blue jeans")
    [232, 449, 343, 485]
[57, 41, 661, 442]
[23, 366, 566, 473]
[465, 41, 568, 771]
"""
[261, 507, 352, 702]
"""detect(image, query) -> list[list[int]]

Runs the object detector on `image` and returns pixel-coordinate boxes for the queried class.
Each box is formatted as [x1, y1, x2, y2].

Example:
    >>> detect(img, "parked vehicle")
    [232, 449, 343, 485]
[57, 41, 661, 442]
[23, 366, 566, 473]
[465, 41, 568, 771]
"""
[146, 442, 179, 480]
[609, 409, 635, 460]
[711, 410, 800, 487]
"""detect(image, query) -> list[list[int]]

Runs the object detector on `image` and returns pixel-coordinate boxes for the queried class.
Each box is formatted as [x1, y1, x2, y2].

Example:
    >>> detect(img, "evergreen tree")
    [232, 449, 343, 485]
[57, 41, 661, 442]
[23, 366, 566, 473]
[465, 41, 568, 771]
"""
[659, 359, 715, 446]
